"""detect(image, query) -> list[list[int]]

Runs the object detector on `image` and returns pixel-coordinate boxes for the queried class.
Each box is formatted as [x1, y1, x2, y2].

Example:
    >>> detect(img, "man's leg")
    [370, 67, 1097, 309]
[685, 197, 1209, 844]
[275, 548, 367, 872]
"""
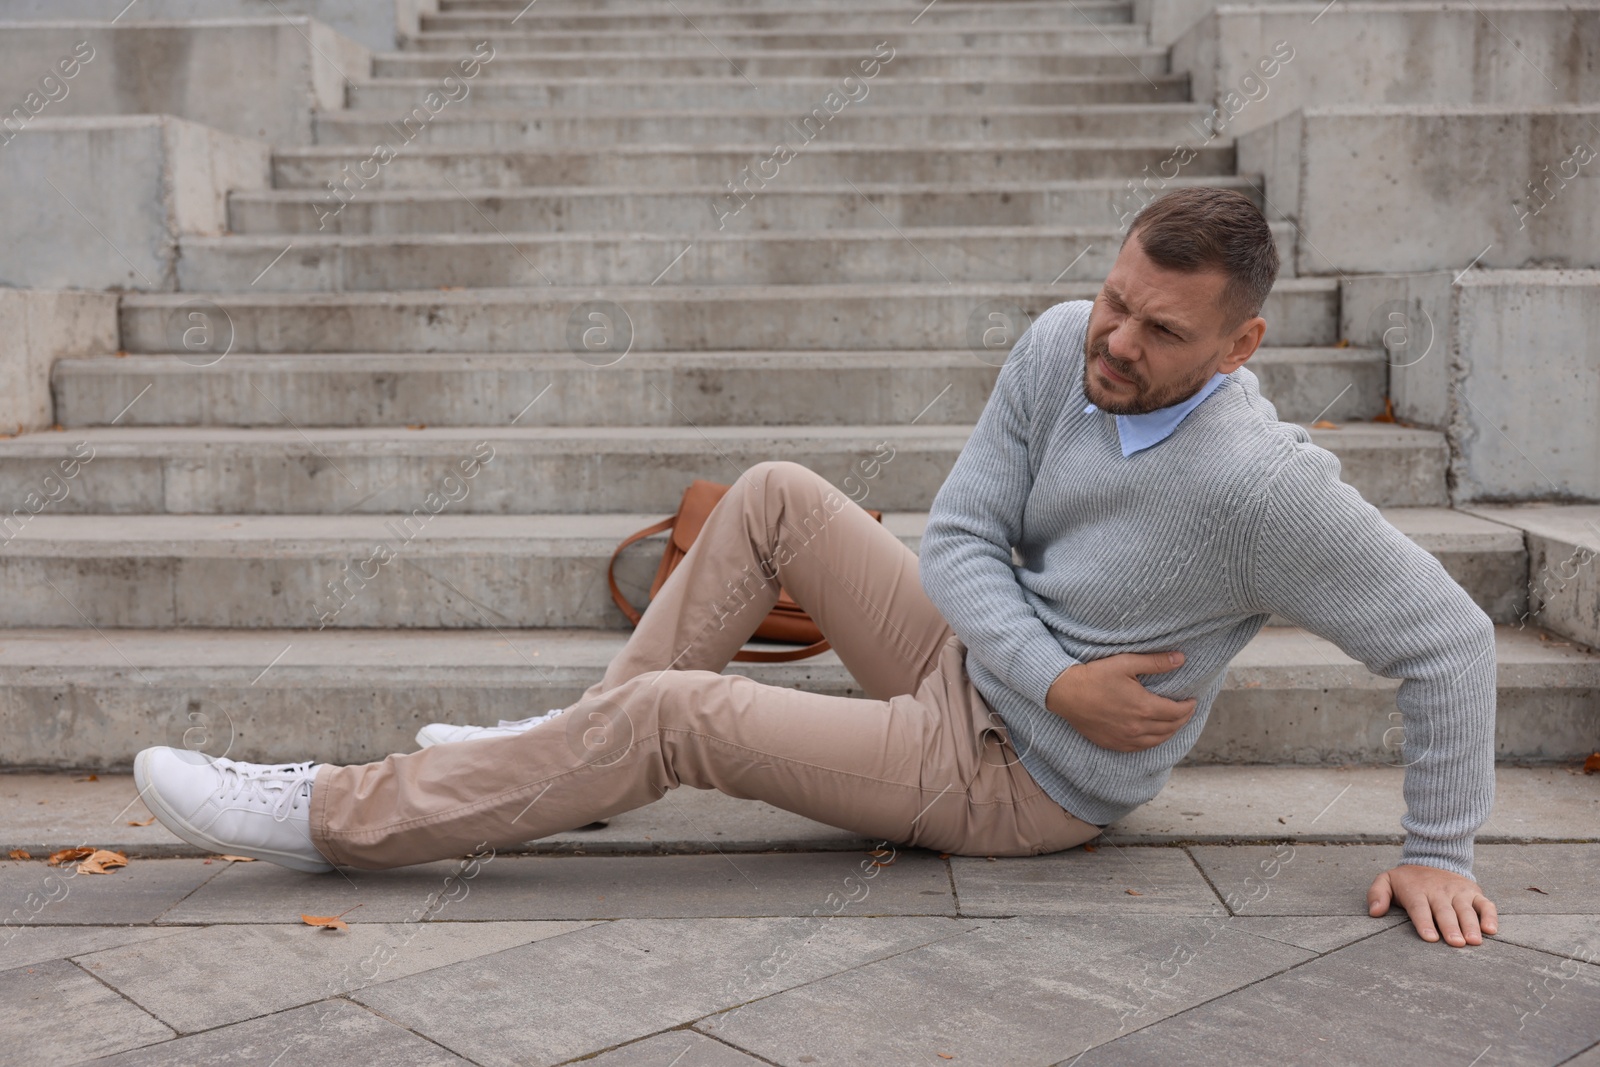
[583, 458, 957, 700]
[309, 461, 1100, 867]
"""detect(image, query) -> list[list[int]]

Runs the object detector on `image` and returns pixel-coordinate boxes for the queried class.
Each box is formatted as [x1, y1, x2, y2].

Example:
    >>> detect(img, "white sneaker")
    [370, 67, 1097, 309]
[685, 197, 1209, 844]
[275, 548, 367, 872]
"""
[415, 708, 566, 749]
[133, 747, 333, 873]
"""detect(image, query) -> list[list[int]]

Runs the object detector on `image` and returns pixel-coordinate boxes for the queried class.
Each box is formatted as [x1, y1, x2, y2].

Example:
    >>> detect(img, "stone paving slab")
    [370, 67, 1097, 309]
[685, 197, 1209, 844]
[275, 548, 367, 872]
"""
[162, 858, 533, 925]
[164, 851, 950, 923]
[77, 920, 592, 1034]
[353, 916, 973, 1067]
[699, 916, 1313, 1065]
[951, 847, 1221, 916]
[0, 957, 174, 1064]
[1071, 924, 1600, 1067]
[1492, 914, 1600, 965]
[579, 1031, 765, 1066]
[0, 858, 223, 926]
[11, 764, 1596, 858]
[1190, 844, 1600, 916]
[1226, 914, 1406, 953]
[0, 923, 189, 973]
[91, 1002, 472, 1067]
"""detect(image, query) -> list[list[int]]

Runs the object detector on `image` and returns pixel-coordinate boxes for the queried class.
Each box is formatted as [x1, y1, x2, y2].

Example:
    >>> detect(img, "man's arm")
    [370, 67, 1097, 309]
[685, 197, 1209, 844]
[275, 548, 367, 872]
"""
[1247, 446, 1499, 945]
[918, 324, 1081, 707]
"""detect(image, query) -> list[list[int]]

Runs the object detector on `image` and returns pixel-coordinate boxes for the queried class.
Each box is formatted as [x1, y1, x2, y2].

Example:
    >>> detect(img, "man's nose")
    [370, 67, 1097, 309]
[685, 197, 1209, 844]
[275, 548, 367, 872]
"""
[1107, 321, 1141, 364]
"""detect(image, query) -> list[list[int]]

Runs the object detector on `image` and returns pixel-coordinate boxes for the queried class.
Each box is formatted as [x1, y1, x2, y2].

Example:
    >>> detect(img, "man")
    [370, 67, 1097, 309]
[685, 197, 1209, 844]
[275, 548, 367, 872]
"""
[134, 188, 1499, 949]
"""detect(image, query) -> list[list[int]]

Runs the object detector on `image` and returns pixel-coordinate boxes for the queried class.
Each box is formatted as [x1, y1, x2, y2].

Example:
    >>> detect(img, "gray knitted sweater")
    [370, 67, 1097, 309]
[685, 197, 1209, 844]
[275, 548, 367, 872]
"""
[918, 299, 1496, 877]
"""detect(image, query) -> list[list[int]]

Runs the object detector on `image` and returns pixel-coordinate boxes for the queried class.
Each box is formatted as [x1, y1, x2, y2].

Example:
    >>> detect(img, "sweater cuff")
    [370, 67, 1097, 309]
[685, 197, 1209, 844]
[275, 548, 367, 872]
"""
[1005, 643, 1082, 710]
[1399, 834, 1475, 880]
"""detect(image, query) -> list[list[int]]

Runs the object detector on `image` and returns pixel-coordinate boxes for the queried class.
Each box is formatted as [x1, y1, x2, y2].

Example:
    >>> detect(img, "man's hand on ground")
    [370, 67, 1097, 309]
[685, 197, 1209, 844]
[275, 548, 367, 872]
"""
[1044, 652, 1198, 752]
[1368, 864, 1498, 947]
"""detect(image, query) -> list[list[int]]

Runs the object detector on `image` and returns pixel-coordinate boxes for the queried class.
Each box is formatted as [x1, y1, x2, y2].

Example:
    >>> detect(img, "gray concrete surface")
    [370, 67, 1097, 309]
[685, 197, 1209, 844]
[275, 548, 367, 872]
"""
[1241, 105, 1600, 275]
[0, 0, 435, 53]
[116, 282, 1341, 352]
[0, 289, 117, 436]
[1172, 2, 1600, 137]
[1449, 271, 1600, 503]
[8, 764, 1596, 858]
[0, 116, 269, 290]
[49, 346, 1383, 428]
[0, 619, 1591, 768]
[0, 19, 369, 144]
[1464, 505, 1600, 646]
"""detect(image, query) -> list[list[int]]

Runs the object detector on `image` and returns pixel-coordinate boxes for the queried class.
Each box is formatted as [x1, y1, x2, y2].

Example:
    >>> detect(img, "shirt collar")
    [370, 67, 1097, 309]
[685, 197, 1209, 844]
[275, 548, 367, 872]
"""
[1083, 371, 1231, 457]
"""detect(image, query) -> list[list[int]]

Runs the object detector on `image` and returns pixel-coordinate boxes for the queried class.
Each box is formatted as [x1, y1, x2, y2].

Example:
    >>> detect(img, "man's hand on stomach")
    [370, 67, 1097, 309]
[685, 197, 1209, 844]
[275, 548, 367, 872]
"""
[1045, 651, 1197, 751]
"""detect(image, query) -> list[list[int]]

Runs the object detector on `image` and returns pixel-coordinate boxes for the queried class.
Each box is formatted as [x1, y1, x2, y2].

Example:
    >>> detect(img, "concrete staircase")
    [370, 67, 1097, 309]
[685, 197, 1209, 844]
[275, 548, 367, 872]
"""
[5, 0, 1597, 771]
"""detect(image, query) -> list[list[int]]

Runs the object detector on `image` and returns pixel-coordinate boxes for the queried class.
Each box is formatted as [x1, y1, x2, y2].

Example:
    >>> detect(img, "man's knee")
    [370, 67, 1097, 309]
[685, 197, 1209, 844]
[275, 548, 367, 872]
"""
[745, 459, 826, 499]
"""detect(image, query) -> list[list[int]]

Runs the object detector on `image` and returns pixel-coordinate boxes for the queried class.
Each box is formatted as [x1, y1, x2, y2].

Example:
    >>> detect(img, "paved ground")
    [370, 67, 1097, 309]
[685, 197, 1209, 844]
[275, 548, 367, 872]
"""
[5, 768, 1599, 1065]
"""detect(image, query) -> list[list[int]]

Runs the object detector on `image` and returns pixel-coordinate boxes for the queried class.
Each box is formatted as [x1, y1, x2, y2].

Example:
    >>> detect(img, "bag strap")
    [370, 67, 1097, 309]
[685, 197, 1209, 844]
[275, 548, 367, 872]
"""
[607, 514, 677, 626]
[731, 638, 833, 663]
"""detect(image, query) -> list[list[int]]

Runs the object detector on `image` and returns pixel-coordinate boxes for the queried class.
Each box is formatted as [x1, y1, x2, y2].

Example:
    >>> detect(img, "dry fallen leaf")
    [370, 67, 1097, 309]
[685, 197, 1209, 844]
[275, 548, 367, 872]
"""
[75, 774, 100, 783]
[301, 905, 362, 931]
[1334, 339, 1351, 348]
[938, 1055, 955, 1061]
[127, 816, 156, 827]
[77, 850, 129, 875]
[1126, 888, 1143, 896]
[216, 855, 257, 863]
[1082, 845, 1097, 852]
[1526, 886, 1549, 895]
[1371, 396, 1397, 424]
[8, 849, 30, 860]
[1310, 419, 1339, 430]
[406, 424, 428, 430]
[1584, 752, 1600, 774]
[47, 847, 95, 867]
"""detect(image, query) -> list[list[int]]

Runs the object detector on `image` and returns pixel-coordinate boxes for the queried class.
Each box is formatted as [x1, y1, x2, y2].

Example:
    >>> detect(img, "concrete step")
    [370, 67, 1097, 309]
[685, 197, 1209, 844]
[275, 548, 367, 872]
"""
[9, 765, 1597, 854]
[117, 282, 1336, 352]
[421, 2, 1133, 31]
[51, 347, 1383, 429]
[369, 48, 1170, 79]
[398, 27, 1149, 53]
[229, 176, 1249, 236]
[174, 223, 1297, 290]
[0, 622, 1587, 769]
[116, 279, 1337, 355]
[0, 505, 1503, 633]
[437, 0, 1119, 9]
[311, 104, 1212, 148]
[347, 74, 1190, 111]
[0, 417, 1439, 515]
[272, 138, 1232, 190]
[1463, 505, 1600, 648]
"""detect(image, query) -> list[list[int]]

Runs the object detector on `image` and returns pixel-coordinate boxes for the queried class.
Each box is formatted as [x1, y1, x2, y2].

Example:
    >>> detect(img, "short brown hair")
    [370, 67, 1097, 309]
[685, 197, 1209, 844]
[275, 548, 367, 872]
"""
[1124, 187, 1279, 328]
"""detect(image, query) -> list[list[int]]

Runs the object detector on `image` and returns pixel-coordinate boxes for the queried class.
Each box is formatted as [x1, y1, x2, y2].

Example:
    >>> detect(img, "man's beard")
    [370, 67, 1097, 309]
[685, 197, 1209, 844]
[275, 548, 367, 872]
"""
[1083, 333, 1217, 415]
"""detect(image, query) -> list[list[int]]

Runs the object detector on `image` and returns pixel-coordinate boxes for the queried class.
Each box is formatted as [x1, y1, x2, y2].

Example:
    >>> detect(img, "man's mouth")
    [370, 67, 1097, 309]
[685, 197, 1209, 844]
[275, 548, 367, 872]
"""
[1098, 353, 1135, 386]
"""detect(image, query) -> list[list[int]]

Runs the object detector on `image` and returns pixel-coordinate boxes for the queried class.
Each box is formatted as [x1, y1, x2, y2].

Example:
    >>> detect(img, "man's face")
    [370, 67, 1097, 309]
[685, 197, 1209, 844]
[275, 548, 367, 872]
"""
[1083, 234, 1266, 415]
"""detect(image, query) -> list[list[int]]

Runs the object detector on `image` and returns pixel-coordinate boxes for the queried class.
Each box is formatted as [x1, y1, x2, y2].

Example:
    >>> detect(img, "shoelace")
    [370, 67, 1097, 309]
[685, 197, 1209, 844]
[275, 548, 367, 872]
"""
[214, 758, 319, 823]
[494, 709, 565, 730]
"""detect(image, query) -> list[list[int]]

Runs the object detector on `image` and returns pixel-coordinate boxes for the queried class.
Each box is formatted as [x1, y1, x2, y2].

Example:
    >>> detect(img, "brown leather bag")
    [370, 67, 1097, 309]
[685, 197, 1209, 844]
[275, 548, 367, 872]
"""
[607, 477, 882, 663]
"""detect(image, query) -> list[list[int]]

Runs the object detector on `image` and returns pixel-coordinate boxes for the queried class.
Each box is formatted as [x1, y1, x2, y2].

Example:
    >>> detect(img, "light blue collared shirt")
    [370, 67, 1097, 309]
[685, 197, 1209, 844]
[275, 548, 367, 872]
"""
[1083, 371, 1231, 457]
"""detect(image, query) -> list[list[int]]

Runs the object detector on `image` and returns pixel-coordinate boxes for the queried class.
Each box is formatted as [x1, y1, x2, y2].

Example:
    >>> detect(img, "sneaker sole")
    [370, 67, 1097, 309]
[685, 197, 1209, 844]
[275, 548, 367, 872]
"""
[133, 749, 334, 874]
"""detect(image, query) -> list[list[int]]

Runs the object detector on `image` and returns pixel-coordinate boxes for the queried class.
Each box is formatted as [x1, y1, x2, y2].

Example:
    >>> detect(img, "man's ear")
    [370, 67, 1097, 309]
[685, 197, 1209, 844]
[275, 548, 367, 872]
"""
[1218, 316, 1267, 373]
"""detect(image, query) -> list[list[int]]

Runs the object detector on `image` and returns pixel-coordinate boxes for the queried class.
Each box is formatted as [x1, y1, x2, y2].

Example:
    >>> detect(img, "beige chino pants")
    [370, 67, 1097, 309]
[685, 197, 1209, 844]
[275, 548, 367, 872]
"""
[310, 460, 1102, 868]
